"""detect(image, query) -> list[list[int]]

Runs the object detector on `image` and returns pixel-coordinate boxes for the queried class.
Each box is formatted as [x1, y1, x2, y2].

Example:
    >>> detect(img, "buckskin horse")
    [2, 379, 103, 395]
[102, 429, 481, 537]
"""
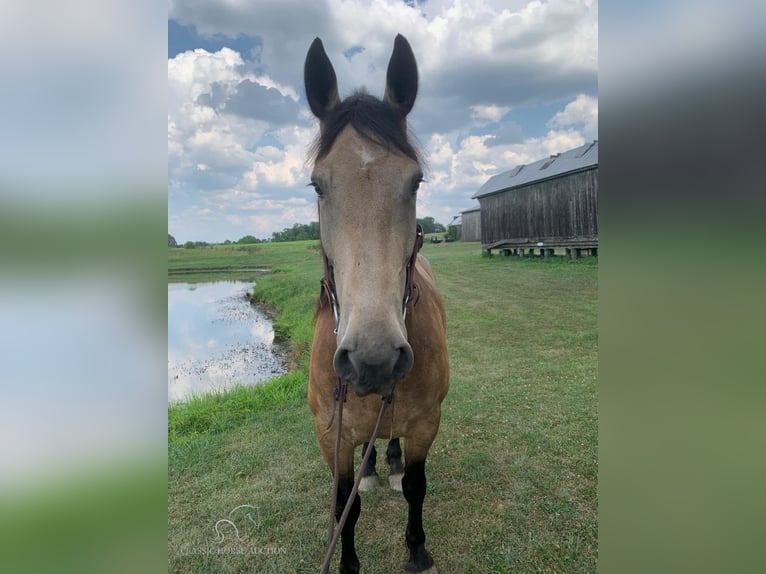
[305, 35, 449, 574]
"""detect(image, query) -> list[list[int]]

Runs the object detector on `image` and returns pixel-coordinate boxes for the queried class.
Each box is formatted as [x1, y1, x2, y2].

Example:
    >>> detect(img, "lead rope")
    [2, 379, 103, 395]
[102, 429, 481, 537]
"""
[319, 224, 420, 573]
[320, 393, 393, 574]
[327, 380, 346, 544]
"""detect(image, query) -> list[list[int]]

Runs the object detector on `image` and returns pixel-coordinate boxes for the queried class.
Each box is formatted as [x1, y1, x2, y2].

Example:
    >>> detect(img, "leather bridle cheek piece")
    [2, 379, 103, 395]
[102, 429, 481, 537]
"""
[320, 224, 424, 334]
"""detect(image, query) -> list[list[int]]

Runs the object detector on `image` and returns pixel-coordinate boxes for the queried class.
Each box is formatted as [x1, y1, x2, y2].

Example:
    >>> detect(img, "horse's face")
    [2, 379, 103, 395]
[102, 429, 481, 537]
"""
[305, 36, 421, 397]
[312, 128, 421, 396]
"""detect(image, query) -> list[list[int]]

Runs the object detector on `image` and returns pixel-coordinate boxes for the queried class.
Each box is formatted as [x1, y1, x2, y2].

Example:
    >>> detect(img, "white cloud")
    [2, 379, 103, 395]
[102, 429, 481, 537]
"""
[168, 47, 314, 202]
[425, 128, 586, 194]
[169, 0, 597, 105]
[548, 93, 598, 138]
[168, 1, 598, 240]
[470, 104, 511, 123]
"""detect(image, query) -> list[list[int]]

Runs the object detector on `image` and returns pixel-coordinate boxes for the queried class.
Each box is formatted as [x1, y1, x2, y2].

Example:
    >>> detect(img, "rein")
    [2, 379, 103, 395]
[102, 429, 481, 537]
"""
[320, 390, 392, 574]
[318, 224, 423, 573]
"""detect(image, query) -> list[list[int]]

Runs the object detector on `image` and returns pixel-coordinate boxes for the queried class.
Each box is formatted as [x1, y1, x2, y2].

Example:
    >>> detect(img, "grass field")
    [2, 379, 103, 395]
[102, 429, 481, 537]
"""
[168, 241, 597, 573]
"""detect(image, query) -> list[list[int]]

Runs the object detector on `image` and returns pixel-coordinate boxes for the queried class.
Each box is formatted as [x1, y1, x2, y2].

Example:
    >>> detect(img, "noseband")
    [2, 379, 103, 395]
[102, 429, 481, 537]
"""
[320, 223, 424, 334]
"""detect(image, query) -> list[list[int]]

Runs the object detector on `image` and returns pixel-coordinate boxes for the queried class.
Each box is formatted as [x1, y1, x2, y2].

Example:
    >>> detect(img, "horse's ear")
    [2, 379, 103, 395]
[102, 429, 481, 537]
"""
[384, 34, 418, 117]
[304, 37, 340, 120]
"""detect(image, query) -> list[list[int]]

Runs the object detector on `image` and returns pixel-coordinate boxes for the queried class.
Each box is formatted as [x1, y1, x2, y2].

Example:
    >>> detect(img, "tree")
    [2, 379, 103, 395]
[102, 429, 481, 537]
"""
[237, 235, 261, 244]
[223, 239, 232, 245]
[271, 221, 320, 242]
[183, 241, 195, 249]
[168, 233, 177, 247]
[417, 217, 446, 234]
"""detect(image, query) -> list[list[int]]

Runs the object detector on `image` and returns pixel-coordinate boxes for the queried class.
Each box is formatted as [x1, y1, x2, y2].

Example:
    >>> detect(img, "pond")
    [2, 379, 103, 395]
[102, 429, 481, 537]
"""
[168, 281, 287, 403]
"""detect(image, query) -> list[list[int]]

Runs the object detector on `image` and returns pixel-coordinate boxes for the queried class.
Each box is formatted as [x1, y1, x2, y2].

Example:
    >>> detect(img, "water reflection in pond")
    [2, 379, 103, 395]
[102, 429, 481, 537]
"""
[168, 281, 287, 403]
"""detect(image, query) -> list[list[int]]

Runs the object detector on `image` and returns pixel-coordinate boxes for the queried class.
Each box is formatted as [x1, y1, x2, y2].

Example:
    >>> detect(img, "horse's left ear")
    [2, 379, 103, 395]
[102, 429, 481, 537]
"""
[384, 34, 418, 117]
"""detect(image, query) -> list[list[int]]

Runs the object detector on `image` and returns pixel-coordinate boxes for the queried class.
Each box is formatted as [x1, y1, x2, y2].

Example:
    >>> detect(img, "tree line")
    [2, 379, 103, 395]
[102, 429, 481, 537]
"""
[169, 217, 446, 247]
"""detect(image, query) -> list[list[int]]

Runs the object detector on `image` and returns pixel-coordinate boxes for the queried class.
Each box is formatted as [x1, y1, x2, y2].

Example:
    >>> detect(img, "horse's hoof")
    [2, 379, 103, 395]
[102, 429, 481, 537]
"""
[359, 474, 380, 491]
[389, 473, 403, 491]
[340, 558, 360, 574]
[404, 545, 435, 573]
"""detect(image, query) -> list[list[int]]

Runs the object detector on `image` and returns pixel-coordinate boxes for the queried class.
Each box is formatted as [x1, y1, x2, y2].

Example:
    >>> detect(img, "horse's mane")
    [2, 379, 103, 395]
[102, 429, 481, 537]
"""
[309, 90, 423, 165]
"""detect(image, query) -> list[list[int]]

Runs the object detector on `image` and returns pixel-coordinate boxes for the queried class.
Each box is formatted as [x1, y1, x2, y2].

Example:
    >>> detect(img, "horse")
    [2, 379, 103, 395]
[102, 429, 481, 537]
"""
[305, 35, 449, 574]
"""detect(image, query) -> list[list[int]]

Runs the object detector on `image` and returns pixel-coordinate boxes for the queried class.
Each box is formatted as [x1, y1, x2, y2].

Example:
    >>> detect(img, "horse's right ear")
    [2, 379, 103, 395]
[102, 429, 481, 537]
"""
[304, 38, 340, 121]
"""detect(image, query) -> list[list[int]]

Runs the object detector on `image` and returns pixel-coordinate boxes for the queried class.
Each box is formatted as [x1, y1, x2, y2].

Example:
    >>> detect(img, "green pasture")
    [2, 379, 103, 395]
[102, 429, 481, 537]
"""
[168, 240, 597, 573]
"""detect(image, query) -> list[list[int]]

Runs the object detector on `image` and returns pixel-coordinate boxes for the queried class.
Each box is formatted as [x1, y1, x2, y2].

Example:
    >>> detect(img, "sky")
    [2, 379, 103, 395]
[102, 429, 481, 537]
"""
[168, 0, 598, 243]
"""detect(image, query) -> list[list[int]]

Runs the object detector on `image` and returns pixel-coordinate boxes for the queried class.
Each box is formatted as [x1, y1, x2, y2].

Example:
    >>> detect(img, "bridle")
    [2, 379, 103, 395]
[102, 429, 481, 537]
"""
[320, 223, 424, 334]
[318, 223, 424, 574]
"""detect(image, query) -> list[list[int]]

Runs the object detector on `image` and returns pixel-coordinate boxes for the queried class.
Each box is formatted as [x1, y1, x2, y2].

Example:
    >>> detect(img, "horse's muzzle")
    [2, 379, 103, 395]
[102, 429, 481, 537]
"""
[333, 341, 413, 396]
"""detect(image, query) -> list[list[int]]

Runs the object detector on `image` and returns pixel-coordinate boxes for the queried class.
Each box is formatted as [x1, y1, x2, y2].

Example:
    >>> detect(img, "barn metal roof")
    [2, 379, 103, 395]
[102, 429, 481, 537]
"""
[472, 140, 598, 199]
[449, 215, 462, 226]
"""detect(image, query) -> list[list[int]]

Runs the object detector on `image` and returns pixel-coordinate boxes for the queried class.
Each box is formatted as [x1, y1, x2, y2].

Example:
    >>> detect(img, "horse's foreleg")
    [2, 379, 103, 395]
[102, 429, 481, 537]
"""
[322, 433, 361, 574]
[402, 459, 436, 573]
[335, 476, 361, 574]
[386, 438, 404, 491]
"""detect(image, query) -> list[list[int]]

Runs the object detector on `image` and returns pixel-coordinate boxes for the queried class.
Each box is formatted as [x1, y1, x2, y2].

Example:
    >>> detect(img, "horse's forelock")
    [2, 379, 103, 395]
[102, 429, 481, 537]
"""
[309, 91, 422, 166]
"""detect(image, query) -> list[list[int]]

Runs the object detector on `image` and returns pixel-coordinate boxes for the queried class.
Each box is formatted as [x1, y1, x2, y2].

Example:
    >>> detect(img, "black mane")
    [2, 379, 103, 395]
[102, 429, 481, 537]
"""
[310, 91, 422, 165]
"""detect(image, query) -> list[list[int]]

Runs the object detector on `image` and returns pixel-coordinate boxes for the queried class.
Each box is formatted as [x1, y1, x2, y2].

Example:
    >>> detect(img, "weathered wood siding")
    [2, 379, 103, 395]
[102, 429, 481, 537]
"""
[479, 168, 598, 245]
[461, 210, 481, 242]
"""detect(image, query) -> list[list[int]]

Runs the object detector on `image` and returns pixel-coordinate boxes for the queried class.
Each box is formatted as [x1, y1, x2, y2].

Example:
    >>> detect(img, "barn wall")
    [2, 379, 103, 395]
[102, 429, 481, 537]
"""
[478, 168, 598, 245]
[461, 210, 482, 242]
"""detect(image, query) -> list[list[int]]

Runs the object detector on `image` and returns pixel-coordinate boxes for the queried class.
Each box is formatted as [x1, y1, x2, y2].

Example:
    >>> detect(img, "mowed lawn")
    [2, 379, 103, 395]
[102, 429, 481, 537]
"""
[168, 241, 597, 573]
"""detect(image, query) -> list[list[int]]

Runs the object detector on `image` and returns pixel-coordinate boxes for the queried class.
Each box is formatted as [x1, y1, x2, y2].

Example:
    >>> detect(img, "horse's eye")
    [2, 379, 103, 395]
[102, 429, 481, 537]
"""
[411, 178, 423, 195]
[309, 182, 324, 197]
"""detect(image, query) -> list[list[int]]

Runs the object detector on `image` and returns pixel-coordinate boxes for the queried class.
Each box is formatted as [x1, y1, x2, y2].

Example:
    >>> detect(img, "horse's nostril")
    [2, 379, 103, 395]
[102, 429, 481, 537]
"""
[333, 348, 355, 381]
[392, 344, 414, 380]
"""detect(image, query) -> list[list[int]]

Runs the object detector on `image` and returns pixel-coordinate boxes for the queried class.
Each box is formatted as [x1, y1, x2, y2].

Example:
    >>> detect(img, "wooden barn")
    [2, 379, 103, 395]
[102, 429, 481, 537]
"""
[460, 207, 482, 242]
[447, 214, 462, 240]
[472, 140, 598, 258]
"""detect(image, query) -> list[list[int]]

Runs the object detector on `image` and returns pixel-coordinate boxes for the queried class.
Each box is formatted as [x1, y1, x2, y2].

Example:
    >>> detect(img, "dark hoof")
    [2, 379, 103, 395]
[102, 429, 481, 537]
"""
[404, 546, 434, 572]
[340, 557, 360, 574]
